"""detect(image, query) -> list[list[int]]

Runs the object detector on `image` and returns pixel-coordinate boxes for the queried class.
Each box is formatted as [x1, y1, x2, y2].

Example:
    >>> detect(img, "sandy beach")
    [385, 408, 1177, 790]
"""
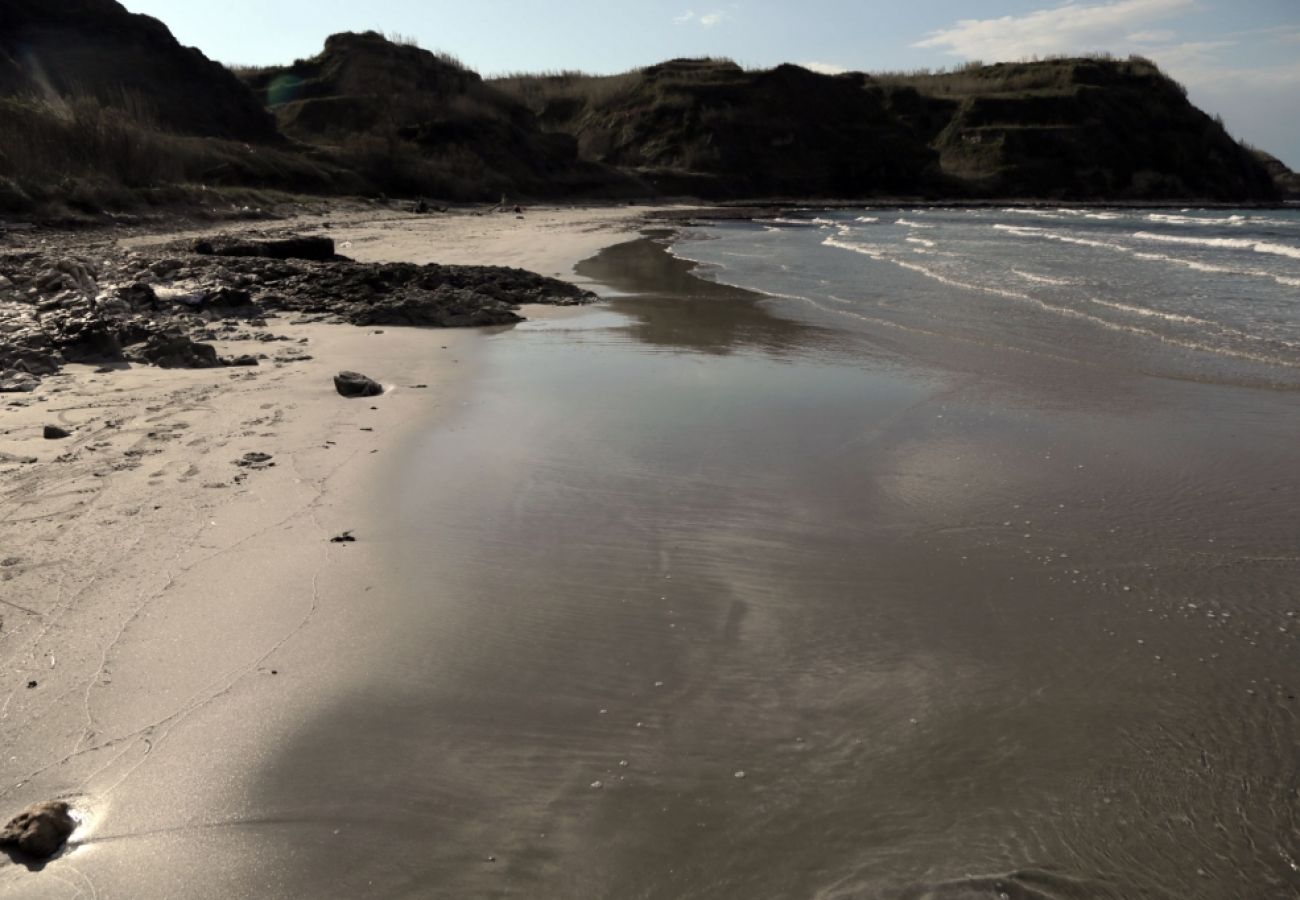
[0, 206, 645, 896]
[3, 205, 1297, 899]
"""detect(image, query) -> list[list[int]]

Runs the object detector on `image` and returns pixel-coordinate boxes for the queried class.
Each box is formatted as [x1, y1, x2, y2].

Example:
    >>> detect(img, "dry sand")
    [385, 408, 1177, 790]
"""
[0, 206, 644, 894]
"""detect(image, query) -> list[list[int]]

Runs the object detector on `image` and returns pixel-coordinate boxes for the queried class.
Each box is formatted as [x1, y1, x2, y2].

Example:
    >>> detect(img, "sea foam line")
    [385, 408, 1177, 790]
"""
[822, 233, 1296, 366]
[1011, 269, 1074, 286]
[1133, 231, 1300, 261]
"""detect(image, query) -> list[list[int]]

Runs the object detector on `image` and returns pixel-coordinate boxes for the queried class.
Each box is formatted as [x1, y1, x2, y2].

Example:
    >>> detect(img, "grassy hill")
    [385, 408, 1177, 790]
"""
[0, 7, 1285, 216]
[496, 56, 1278, 202]
[239, 32, 638, 201]
[873, 57, 1277, 200]
[0, 0, 351, 215]
[496, 58, 938, 199]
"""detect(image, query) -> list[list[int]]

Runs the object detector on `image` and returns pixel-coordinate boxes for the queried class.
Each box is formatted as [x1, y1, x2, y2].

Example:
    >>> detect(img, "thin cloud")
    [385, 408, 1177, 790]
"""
[673, 9, 726, 27]
[914, 0, 1193, 60]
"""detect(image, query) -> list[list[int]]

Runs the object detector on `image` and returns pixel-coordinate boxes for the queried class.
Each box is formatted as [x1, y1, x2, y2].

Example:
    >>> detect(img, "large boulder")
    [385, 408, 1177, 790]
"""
[194, 236, 336, 261]
[124, 330, 221, 368]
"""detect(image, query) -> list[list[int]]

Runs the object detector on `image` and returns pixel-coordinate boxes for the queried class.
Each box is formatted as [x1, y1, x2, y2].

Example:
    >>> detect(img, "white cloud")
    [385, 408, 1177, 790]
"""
[914, 0, 1193, 60]
[673, 8, 726, 27]
[801, 61, 849, 75]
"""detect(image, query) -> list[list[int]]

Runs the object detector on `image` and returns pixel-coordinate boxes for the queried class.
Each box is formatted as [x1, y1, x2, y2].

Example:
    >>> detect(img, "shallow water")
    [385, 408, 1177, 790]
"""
[247, 220, 1300, 898]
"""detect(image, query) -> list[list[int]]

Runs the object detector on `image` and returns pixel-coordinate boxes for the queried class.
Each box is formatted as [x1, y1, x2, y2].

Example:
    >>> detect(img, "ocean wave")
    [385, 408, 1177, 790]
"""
[999, 208, 1066, 220]
[761, 217, 828, 227]
[823, 234, 886, 258]
[993, 224, 1128, 251]
[1088, 297, 1218, 327]
[1011, 269, 1074, 286]
[905, 236, 937, 249]
[896, 218, 936, 229]
[854, 216, 879, 223]
[1133, 252, 1300, 288]
[1147, 213, 1247, 227]
[1133, 232, 1300, 260]
[824, 233, 1296, 367]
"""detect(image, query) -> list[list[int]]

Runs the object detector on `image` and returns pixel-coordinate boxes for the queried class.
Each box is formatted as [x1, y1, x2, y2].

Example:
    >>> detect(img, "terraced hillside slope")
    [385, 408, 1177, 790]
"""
[240, 32, 637, 201]
[498, 58, 939, 199]
[497, 56, 1279, 202]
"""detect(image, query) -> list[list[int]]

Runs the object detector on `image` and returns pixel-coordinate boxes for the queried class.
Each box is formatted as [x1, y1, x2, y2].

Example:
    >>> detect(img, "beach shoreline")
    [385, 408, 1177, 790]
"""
[0, 205, 649, 893]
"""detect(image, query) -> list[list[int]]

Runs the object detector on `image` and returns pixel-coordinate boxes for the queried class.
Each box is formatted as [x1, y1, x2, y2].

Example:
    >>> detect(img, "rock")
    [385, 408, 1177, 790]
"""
[0, 370, 38, 393]
[234, 451, 274, 469]
[225, 354, 259, 367]
[124, 330, 220, 368]
[0, 800, 76, 860]
[43, 424, 70, 439]
[194, 236, 336, 261]
[334, 371, 383, 398]
[330, 530, 356, 543]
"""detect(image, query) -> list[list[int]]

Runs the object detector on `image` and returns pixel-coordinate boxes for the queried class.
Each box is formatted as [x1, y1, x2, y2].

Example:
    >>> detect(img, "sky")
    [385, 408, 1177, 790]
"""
[122, 0, 1300, 167]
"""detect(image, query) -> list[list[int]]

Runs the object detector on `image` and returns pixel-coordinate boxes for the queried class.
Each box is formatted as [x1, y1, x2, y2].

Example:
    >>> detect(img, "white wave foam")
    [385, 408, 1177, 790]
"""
[1000, 208, 1066, 220]
[1134, 252, 1300, 288]
[823, 234, 886, 258]
[1011, 269, 1074, 286]
[1133, 231, 1300, 260]
[855, 216, 880, 223]
[896, 218, 936, 229]
[906, 236, 937, 249]
[993, 223, 1128, 251]
[1147, 213, 1249, 227]
[1087, 298, 1217, 327]
[825, 232, 1296, 367]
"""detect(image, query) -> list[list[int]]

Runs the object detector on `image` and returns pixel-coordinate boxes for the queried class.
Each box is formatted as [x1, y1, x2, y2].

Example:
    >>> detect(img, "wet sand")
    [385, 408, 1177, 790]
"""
[3, 221, 1297, 898]
[253, 237, 1297, 898]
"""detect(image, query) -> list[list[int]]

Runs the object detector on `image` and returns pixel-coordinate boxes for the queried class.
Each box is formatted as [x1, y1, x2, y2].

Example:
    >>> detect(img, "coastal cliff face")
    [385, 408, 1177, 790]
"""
[500, 56, 1279, 202]
[0, 10, 1287, 211]
[503, 58, 938, 199]
[875, 58, 1278, 201]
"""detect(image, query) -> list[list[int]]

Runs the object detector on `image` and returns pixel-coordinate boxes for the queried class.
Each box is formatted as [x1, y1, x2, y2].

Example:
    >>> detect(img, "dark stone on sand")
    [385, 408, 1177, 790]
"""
[0, 371, 38, 393]
[43, 425, 70, 440]
[0, 800, 76, 860]
[194, 235, 336, 261]
[225, 354, 260, 367]
[125, 331, 221, 369]
[235, 451, 274, 469]
[330, 530, 356, 543]
[334, 371, 383, 398]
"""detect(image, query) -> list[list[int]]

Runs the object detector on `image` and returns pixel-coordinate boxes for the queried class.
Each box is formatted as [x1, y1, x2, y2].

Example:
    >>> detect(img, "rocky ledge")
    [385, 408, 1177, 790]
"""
[0, 233, 595, 390]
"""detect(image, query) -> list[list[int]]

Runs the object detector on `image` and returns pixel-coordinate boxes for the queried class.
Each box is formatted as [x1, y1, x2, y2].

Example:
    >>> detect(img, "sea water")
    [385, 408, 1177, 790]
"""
[671, 207, 1300, 386]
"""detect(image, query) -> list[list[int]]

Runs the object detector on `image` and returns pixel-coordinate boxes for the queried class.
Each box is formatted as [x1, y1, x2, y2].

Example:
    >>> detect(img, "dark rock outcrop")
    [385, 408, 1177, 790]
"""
[0, 800, 76, 860]
[124, 330, 221, 369]
[194, 236, 337, 261]
[43, 425, 70, 439]
[0, 236, 594, 389]
[334, 371, 383, 398]
[0, 370, 38, 392]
